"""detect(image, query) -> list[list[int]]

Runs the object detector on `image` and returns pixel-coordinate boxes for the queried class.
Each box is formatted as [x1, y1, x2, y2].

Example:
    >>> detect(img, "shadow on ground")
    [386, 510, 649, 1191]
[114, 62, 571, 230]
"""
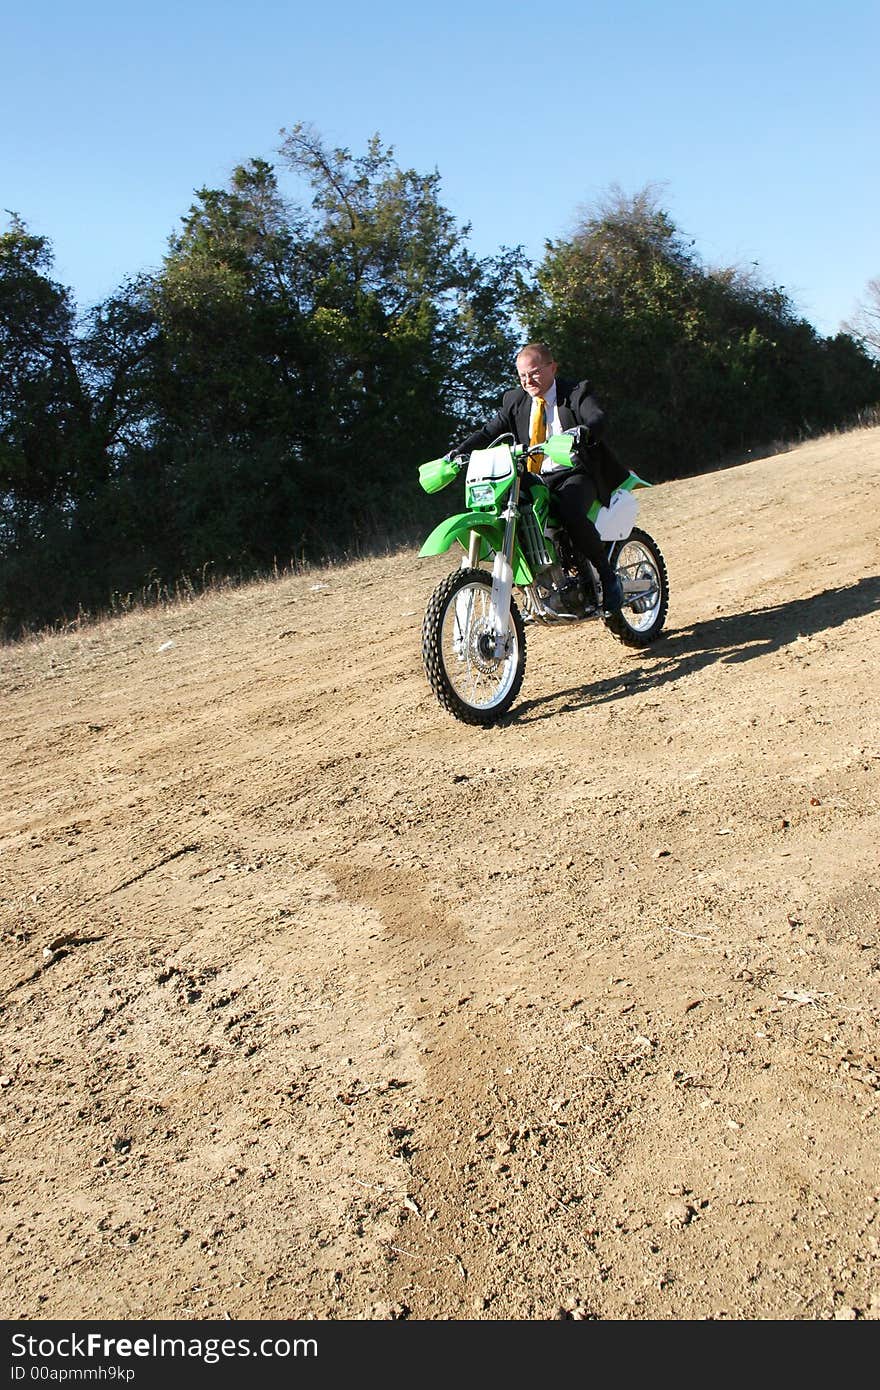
[513, 575, 880, 723]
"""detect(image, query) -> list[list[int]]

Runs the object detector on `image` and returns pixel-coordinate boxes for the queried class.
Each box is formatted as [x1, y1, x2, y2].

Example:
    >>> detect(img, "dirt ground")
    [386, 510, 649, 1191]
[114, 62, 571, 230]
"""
[1, 427, 878, 1323]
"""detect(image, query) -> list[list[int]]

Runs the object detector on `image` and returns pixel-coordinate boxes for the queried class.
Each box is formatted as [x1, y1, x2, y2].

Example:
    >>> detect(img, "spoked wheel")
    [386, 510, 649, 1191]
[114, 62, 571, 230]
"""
[421, 567, 526, 725]
[604, 527, 669, 647]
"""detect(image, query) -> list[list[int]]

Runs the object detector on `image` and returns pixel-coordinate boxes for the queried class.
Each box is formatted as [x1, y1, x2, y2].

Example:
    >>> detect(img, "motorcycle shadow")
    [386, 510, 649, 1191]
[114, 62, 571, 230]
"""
[510, 574, 880, 724]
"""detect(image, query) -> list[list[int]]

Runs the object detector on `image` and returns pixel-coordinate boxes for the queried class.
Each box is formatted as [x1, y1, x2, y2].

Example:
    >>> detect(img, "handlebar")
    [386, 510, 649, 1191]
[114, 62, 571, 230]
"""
[430, 426, 589, 488]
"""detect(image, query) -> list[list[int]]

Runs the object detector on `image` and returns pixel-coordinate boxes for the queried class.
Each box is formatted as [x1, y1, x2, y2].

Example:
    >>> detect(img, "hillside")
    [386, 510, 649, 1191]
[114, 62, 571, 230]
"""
[1, 427, 879, 1321]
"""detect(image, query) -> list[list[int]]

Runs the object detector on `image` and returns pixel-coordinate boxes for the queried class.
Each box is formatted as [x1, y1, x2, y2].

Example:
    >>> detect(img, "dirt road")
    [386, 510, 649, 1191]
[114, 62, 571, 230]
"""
[1, 427, 878, 1320]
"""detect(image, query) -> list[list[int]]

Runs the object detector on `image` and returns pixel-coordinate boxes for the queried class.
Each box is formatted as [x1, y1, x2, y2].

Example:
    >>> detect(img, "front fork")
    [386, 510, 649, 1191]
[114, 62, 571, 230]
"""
[465, 531, 482, 568]
[457, 480, 521, 659]
[458, 525, 515, 659]
[487, 474, 521, 657]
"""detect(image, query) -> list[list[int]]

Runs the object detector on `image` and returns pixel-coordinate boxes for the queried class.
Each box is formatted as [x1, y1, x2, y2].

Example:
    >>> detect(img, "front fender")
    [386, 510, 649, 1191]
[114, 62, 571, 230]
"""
[418, 512, 503, 559]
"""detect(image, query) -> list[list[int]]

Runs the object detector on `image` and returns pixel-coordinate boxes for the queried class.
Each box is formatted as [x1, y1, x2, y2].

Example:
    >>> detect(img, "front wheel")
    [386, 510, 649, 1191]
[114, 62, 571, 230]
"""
[421, 567, 526, 725]
[604, 527, 669, 647]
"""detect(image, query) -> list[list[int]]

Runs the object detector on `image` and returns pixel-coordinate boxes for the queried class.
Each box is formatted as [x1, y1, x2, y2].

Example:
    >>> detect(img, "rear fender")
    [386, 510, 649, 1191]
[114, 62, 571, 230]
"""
[588, 473, 651, 540]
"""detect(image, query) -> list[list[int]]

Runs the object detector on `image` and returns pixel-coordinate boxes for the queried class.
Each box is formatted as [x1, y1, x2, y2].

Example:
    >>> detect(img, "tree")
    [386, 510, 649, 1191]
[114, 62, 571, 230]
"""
[844, 276, 880, 360]
[151, 131, 524, 563]
[0, 219, 166, 633]
[0, 214, 79, 531]
[155, 158, 312, 446]
[277, 124, 523, 498]
[520, 187, 880, 478]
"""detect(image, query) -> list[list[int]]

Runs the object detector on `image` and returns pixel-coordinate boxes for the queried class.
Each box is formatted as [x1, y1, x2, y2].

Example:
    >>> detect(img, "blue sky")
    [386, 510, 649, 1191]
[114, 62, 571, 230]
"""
[3, 0, 878, 337]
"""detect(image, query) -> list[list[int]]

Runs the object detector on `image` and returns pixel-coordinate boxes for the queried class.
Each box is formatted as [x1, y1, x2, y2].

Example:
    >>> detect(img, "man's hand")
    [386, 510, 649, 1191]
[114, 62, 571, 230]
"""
[570, 426, 594, 461]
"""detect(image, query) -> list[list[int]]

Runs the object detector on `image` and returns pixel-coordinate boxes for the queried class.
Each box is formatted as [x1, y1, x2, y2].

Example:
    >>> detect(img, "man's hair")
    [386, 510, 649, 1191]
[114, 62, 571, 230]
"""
[516, 341, 555, 363]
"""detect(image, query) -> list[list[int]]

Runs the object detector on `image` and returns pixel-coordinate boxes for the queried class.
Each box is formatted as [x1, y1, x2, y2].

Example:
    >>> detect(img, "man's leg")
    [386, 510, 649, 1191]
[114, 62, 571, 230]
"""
[547, 470, 623, 611]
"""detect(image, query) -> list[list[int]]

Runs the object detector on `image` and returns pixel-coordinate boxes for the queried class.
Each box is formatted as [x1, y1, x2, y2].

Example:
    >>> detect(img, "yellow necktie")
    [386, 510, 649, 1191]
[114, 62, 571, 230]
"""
[528, 397, 546, 473]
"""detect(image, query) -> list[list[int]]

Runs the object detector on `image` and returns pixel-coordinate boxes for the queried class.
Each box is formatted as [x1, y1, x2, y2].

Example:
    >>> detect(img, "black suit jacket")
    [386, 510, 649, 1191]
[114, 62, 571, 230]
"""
[458, 377, 628, 506]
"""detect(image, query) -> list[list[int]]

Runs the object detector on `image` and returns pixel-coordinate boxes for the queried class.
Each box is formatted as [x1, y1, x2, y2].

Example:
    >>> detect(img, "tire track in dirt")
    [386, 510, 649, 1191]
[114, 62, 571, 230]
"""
[326, 859, 536, 1316]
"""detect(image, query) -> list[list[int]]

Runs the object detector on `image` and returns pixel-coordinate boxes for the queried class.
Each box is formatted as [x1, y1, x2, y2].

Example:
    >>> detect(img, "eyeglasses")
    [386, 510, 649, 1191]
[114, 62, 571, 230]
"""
[519, 367, 549, 381]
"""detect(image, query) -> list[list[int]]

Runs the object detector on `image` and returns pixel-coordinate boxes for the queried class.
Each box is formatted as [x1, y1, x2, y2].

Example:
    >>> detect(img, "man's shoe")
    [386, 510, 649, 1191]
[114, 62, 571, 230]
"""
[602, 574, 624, 613]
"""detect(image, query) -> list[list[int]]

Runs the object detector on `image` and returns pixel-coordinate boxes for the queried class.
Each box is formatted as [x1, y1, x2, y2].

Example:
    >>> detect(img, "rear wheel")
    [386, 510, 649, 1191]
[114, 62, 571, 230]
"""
[603, 527, 669, 647]
[421, 567, 526, 724]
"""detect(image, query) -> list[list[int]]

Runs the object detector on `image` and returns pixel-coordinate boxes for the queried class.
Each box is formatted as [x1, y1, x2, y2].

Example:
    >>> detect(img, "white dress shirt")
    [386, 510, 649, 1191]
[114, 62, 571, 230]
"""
[529, 380, 569, 474]
[528, 380, 561, 441]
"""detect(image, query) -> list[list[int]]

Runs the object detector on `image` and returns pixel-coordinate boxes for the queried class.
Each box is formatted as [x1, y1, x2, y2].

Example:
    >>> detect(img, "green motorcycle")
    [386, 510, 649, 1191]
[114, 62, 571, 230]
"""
[417, 429, 669, 725]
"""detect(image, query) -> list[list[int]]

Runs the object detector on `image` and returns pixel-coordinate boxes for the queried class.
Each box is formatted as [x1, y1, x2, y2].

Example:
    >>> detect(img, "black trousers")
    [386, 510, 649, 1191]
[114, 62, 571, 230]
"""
[541, 467, 609, 573]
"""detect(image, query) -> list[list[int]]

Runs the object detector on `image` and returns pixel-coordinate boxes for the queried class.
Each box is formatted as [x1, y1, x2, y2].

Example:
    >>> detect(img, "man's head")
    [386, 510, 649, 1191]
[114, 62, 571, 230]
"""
[515, 342, 557, 398]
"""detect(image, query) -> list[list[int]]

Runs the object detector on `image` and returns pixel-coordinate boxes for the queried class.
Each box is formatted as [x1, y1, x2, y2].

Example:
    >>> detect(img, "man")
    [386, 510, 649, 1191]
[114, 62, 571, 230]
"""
[455, 342, 626, 611]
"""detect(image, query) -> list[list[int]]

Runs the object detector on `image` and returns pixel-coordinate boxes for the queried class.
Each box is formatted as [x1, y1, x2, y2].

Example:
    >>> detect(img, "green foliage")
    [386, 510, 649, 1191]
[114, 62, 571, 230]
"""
[521, 187, 880, 477]
[1, 137, 523, 635]
[145, 133, 522, 581]
[0, 216, 79, 524]
[844, 275, 880, 361]
[2, 166, 878, 639]
[0, 220, 165, 630]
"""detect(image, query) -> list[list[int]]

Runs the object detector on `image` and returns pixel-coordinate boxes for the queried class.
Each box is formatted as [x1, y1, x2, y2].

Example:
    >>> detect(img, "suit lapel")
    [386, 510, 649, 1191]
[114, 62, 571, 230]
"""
[554, 379, 576, 430]
[515, 390, 532, 445]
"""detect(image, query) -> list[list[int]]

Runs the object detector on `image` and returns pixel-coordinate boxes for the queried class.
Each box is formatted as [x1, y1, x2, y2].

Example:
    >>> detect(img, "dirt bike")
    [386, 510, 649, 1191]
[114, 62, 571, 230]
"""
[417, 428, 669, 724]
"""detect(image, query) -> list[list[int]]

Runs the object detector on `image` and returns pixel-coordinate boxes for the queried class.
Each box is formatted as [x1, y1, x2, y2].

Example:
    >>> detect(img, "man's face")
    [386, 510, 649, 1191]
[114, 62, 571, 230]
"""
[516, 350, 557, 398]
